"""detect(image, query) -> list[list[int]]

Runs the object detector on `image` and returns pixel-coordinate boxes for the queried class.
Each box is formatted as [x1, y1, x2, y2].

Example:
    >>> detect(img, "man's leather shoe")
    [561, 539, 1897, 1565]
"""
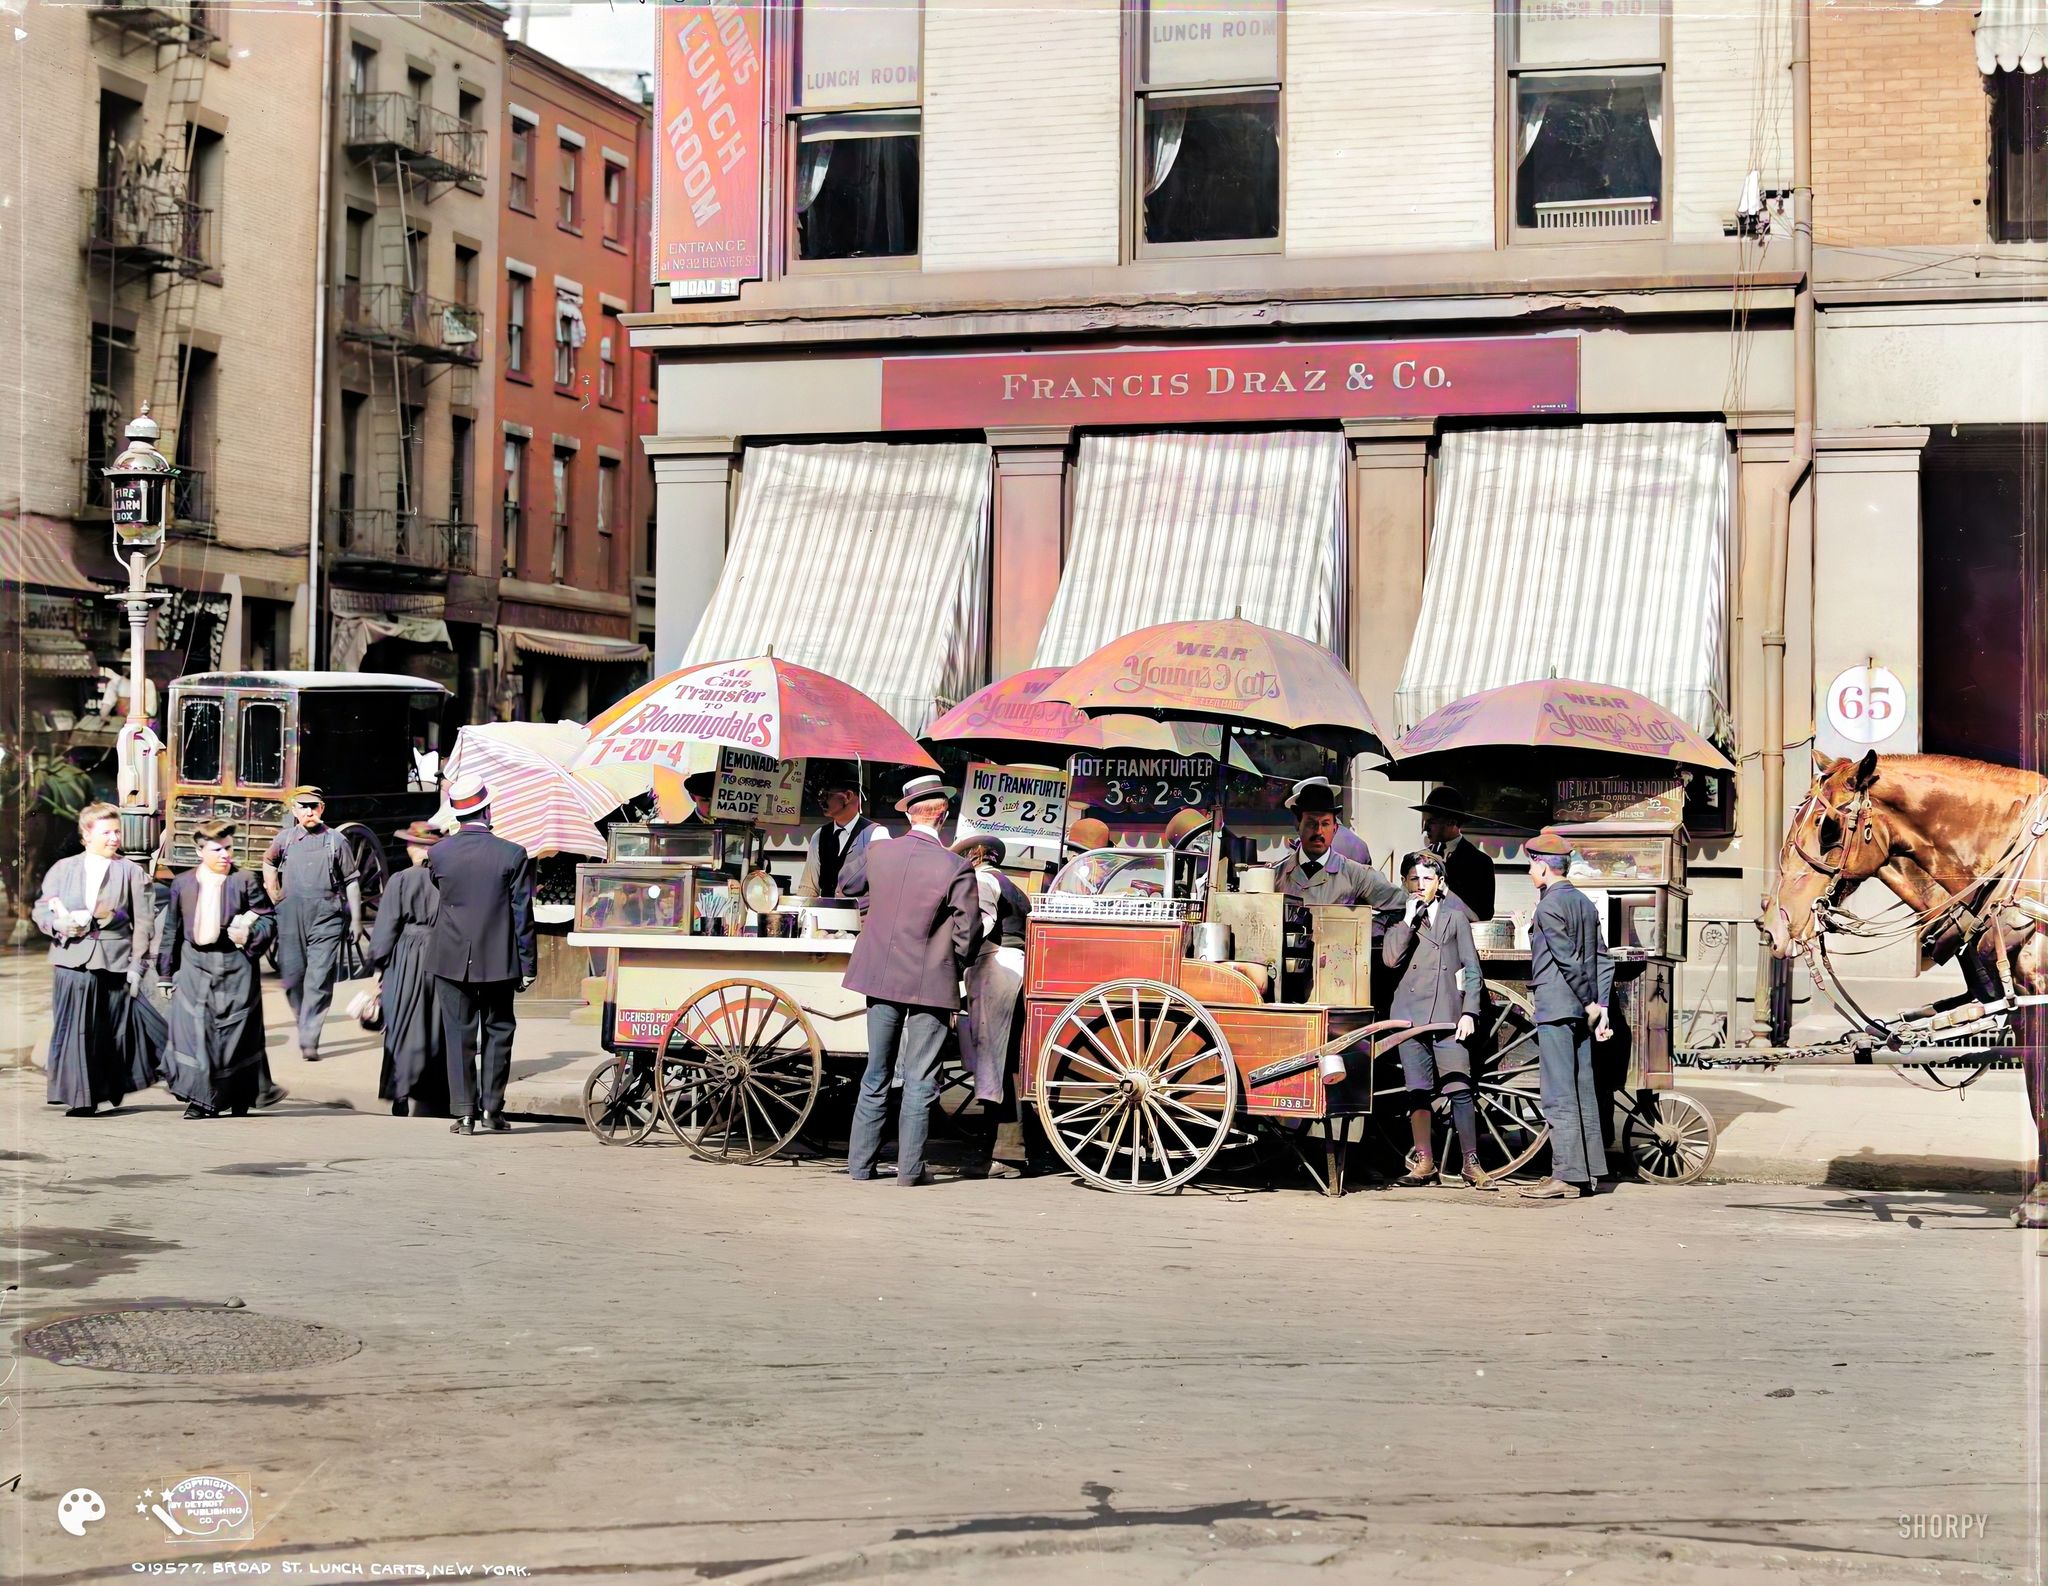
[897, 1169, 935, 1186]
[1458, 1163, 1499, 1192]
[482, 1113, 510, 1133]
[1399, 1150, 1438, 1187]
[257, 1084, 288, 1109]
[450, 1115, 476, 1136]
[1521, 1176, 1576, 1199]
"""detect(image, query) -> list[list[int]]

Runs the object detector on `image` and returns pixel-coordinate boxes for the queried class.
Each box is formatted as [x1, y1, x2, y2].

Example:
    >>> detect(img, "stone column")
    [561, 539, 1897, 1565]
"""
[644, 435, 737, 675]
[1343, 419, 1433, 869]
[986, 426, 1072, 677]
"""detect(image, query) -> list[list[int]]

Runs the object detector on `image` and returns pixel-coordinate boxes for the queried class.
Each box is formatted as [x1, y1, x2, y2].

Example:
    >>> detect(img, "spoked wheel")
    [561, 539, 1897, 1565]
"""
[1620, 1090, 1717, 1183]
[581, 1054, 660, 1146]
[1440, 982, 1551, 1180]
[656, 978, 823, 1164]
[1034, 979, 1239, 1194]
[930, 1050, 983, 1137]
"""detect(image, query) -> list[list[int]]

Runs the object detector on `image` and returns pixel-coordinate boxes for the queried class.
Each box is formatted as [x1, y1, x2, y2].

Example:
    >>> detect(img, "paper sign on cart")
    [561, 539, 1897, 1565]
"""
[713, 749, 805, 825]
[957, 762, 1071, 861]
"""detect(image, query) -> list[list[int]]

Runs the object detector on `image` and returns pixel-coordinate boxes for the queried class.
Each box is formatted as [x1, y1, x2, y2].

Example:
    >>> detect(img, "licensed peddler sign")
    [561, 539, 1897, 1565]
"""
[880, 334, 1578, 429]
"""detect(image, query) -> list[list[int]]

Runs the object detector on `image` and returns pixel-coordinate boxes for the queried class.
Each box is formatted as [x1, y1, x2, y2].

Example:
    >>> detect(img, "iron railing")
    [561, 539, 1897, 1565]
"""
[89, 0, 219, 49]
[342, 92, 487, 186]
[82, 180, 212, 273]
[328, 507, 477, 572]
[332, 282, 483, 364]
[1531, 195, 1659, 231]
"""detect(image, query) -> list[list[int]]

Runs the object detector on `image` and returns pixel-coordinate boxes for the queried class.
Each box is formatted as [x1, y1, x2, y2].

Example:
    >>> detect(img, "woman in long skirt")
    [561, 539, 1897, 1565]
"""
[156, 818, 278, 1119]
[35, 801, 154, 1116]
[370, 821, 448, 1117]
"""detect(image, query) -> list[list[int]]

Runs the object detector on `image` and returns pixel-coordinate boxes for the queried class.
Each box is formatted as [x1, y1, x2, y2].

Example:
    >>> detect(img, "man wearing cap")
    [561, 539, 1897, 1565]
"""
[1522, 828, 1613, 1199]
[1417, 785, 1496, 923]
[796, 771, 889, 900]
[1274, 779, 1404, 914]
[262, 787, 365, 1063]
[426, 775, 536, 1136]
[843, 773, 982, 1186]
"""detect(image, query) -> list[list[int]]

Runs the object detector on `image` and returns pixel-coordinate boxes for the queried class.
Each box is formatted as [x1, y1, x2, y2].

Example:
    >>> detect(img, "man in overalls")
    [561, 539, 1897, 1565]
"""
[262, 786, 365, 1063]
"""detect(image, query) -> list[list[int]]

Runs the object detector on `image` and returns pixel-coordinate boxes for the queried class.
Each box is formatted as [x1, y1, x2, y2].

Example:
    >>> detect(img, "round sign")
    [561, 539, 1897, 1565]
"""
[1825, 664, 1908, 746]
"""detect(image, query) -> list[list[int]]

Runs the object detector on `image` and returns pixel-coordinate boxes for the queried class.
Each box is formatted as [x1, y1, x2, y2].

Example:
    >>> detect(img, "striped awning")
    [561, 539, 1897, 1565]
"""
[501, 626, 648, 664]
[1031, 431, 1348, 668]
[1394, 422, 1732, 743]
[0, 515, 99, 592]
[1979, 0, 2048, 72]
[683, 441, 991, 734]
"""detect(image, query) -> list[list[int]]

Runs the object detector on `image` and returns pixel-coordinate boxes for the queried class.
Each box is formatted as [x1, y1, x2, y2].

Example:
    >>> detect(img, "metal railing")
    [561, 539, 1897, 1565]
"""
[328, 507, 477, 572]
[332, 283, 483, 364]
[342, 92, 487, 186]
[431, 520, 479, 573]
[90, 0, 219, 48]
[1531, 195, 1659, 231]
[82, 181, 213, 273]
[171, 467, 213, 533]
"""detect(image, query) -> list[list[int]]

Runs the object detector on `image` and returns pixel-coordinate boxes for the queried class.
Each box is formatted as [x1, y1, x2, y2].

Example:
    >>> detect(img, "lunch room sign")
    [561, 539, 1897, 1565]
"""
[880, 334, 1579, 429]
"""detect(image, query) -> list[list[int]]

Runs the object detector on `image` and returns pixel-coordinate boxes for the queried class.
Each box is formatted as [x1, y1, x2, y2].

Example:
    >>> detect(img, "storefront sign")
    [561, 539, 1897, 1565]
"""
[712, 747, 805, 825]
[957, 762, 1071, 859]
[654, 1, 765, 294]
[1823, 662, 1909, 748]
[796, 0, 920, 108]
[880, 335, 1579, 430]
[498, 601, 632, 639]
[1068, 748, 1317, 826]
[1554, 774, 1685, 826]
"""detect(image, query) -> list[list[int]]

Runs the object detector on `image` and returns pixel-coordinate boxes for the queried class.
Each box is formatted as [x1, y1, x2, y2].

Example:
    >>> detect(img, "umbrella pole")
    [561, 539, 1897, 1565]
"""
[1204, 725, 1232, 921]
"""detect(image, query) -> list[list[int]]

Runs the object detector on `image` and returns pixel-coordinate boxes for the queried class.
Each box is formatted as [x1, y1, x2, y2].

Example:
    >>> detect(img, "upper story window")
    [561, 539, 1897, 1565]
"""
[349, 43, 375, 98]
[792, 0, 921, 262]
[603, 157, 626, 245]
[1509, 0, 1667, 237]
[1136, 0, 1282, 254]
[557, 138, 581, 229]
[1990, 69, 2048, 242]
[509, 113, 536, 212]
[507, 271, 529, 374]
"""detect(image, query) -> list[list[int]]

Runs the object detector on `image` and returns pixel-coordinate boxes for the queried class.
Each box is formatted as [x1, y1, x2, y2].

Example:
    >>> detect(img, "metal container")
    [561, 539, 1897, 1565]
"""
[1472, 919, 1517, 952]
[1190, 921, 1233, 963]
[1238, 866, 1276, 895]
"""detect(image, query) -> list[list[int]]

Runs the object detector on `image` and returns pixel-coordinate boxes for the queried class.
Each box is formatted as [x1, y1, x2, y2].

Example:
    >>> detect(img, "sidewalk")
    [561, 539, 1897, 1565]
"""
[3, 947, 2035, 1192]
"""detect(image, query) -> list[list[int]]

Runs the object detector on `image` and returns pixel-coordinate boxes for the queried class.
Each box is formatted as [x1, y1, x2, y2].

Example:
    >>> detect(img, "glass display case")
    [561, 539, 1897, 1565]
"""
[1556, 823, 1690, 958]
[606, 823, 727, 865]
[574, 864, 703, 934]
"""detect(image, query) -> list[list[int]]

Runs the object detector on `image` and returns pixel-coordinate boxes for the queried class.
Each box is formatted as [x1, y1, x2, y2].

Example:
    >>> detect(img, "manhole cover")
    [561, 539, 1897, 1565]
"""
[21, 1306, 362, 1374]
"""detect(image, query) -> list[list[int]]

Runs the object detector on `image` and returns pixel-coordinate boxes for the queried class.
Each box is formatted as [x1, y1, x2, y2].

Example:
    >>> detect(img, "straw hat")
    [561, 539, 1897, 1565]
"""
[952, 833, 1007, 866]
[395, 821, 444, 848]
[1161, 808, 1214, 850]
[894, 773, 957, 813]
[445, 773, 492, 817]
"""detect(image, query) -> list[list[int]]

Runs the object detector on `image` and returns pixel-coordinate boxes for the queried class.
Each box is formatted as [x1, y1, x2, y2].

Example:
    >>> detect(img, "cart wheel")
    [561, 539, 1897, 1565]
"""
[1034, 979, 1239, 1195]
[656, 978, 823, 1164]
[1620, 1090, 1717, 1184]
[581, 1054, 660, 1146]
[1442, 982, 1551, 1180]
[930, 1052, 983, 1135]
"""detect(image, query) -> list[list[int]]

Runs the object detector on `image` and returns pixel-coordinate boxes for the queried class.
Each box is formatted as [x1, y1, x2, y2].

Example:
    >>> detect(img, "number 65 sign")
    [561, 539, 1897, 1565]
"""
[1824, 663, 1909, 748]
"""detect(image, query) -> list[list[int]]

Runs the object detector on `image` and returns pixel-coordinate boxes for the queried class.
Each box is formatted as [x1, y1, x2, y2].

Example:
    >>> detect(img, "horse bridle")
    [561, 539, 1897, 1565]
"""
[1787, 785, 1882, 893]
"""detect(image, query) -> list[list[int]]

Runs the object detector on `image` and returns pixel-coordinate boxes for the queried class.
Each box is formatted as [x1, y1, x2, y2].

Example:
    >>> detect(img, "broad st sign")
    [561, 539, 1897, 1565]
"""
[879, 335, 1579, 430]
[654, 1, 765, 295]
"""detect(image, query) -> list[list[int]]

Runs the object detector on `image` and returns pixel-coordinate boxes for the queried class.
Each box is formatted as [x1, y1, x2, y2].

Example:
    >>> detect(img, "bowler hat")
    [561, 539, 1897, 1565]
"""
[1066, 815, 1112, 854]
[395, 820, 443, 847]
[1414, 785, 1476, 822]
[1523, 827, 1575, 860]
[894, 773, 957, 813]
[1161, 807, 1214, 850]
[682, 769, 716, 800]
[1285, 776, 1342, 815]
[952, 833, 1008, 866]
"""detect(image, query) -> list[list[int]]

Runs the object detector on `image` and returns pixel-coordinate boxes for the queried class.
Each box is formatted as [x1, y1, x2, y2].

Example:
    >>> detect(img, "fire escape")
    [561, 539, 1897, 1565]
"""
[331, 89, 486, 575]
[80, 0, 219, 536]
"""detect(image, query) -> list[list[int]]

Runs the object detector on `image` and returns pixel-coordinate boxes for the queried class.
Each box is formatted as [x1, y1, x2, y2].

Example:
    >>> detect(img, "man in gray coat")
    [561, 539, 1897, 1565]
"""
[843, 774, 982, 1186]
[1522, 828, 1614, 1200]
[1381, 852, 1493, 1190]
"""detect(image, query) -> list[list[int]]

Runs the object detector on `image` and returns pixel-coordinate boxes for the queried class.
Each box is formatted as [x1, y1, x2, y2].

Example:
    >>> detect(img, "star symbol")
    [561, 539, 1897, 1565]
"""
[143, 1488, 154, 1498]
[135, 1502, 147, 1514]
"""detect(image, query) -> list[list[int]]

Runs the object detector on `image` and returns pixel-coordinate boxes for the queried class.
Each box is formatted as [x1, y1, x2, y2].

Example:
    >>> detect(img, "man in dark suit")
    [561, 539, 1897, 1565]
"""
[1521, 828, 1613, 1200]
[843, 773, 981, 1186]
[1416, 785, 1496, 923]
[426, 775, 536, 1137]
[1381, 852, 1493, 1190]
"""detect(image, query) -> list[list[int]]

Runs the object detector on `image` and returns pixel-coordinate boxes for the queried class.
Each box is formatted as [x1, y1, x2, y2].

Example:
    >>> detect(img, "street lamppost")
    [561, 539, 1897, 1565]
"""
[100, 401, 176, 860]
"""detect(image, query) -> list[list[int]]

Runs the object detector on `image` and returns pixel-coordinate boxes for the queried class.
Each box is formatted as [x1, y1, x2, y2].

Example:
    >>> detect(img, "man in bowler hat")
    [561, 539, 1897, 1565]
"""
[427, 774, 535, 1136]
[1521, 828, 1612, 1199]
[1416, 785, 1496, 922]
[843, 773, 982, 1185]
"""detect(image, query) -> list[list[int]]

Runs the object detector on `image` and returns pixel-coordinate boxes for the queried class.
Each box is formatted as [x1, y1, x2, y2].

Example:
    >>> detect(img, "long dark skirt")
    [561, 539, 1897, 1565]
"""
[161, 945, 269, 1114]
[377, 923, 448, 1114]
[47, 966, 136, 1110]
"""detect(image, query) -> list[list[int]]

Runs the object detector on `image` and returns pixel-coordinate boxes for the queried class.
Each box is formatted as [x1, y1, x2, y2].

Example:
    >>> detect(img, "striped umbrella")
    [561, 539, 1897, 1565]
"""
[437, 724, 623, 859]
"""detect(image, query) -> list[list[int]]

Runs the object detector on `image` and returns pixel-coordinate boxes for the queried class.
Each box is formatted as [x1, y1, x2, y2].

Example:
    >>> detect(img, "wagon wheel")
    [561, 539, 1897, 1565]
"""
[656, 978, 823, 1165]
[1034, 978, 1239, 1195]
[1417, 981, 1551, 1180]
[931, 1047, 982, 1134]
[581, 1054, 660, 1147]
[1619, 1090, 1717, 1184]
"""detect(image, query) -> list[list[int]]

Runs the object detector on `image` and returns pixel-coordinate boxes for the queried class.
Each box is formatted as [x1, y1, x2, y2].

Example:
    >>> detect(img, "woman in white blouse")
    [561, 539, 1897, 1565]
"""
[34, 801, 153, 1115]
[156, 818, 279, 1118]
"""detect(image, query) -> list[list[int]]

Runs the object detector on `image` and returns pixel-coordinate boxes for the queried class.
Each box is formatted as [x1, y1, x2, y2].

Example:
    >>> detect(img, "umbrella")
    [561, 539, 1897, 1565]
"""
[438, 724, 623, 859]
[1393, 678, 1734, 782]
[575, 655, 938, 790]
[1041, 618, 1390, 760]
[925, 668, 1258, 770]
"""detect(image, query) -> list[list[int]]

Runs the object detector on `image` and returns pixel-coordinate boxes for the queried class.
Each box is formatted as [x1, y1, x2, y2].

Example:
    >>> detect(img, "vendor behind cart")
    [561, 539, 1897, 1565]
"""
[795, 767, 888, 899]
[1273, 778, 1403, 914]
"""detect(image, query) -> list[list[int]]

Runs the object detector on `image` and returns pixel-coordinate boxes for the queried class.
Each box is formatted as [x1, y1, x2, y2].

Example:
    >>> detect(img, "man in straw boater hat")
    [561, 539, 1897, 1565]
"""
[1520, 827, 1613, 1200]
[842, 773, 982, 1186]
[261, 785, 366, 1063]
[426, 774, 535, 1137]
[1274, 777, 1404, 913]
[1415, 784, 1497, 923]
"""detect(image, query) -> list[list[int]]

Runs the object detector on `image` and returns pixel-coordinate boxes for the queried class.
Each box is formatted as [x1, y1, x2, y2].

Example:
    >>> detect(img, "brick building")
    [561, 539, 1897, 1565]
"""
[493, 38, 651, 722]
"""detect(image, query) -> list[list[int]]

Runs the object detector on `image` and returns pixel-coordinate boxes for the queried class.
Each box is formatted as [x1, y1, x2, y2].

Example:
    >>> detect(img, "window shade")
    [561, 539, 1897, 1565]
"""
[1979, 0, 2048, 72]
[1394, 422, 1731, 742]
[1031, 431, 1348, 668]
[684, 442, 990, 733]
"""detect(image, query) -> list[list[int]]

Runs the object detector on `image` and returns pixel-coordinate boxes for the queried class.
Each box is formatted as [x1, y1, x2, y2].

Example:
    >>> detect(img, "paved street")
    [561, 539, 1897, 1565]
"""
[5, 1064, 2041, 1586]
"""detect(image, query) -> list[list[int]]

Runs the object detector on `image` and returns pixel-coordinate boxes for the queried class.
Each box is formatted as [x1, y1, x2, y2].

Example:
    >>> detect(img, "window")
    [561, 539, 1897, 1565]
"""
[554, 292, 582, 388]
[551, 448, 572, 581]
[598, 458, 618, 540]
[602, 158, 626, 244]
[178, 697, 222, 782]
[1135, 1, 1282, 251]
[598, 312, 618, 404]
[503, 435, 525, 576]
[187, 126, 224, 265]
[450, 415, 472, 524]
[238, 700, 285, 787]
[792, 0, 922, 261]
[507, 271, 529, 375]
[557, 138, 580, 229]
[174, 346, 216, 525]
[454, 243, 478, 307]
[509, 116, 535, 211]
[458, 88, 482, 132]
[1991, 71, 2048, 242]
[338, 390, 364, 516]
[407, 67, 431, 144]
[343, 208, 369, 288]
[1509, 0, 1666, 235]
[349, 42, 374, 98]
[401, 404, 424, 523]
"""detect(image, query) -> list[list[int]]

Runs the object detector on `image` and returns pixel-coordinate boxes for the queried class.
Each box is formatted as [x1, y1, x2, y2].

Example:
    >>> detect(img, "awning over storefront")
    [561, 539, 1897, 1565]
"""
[1979, 0, 2048, 72]
[1031, 431, 1348, 668]
[683, 440, 991, 733]
[1394, 422, 1732, 743]
[1, 515, 100, 592]
[329, 588, 451, 673]
[501, 626, 649, 664]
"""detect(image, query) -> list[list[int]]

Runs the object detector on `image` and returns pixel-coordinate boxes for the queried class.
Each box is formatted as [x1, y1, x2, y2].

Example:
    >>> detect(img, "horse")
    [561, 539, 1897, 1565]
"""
[1759, 748, 2048, 1223]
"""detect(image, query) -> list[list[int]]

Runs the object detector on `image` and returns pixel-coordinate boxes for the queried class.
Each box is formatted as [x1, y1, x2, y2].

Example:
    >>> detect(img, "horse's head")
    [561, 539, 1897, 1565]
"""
[1759, 748, 1888, 955]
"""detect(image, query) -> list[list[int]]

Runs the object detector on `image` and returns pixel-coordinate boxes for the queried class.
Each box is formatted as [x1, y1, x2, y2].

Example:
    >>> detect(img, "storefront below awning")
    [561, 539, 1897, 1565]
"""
[1, 514, 100, 592]
[1394, 421, 1732, 744]
[1031, 430, 1349, 668]
[329, 588, 452, 673]
[500, 626, 650, 664]
[1979, 0, 2048, 72]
